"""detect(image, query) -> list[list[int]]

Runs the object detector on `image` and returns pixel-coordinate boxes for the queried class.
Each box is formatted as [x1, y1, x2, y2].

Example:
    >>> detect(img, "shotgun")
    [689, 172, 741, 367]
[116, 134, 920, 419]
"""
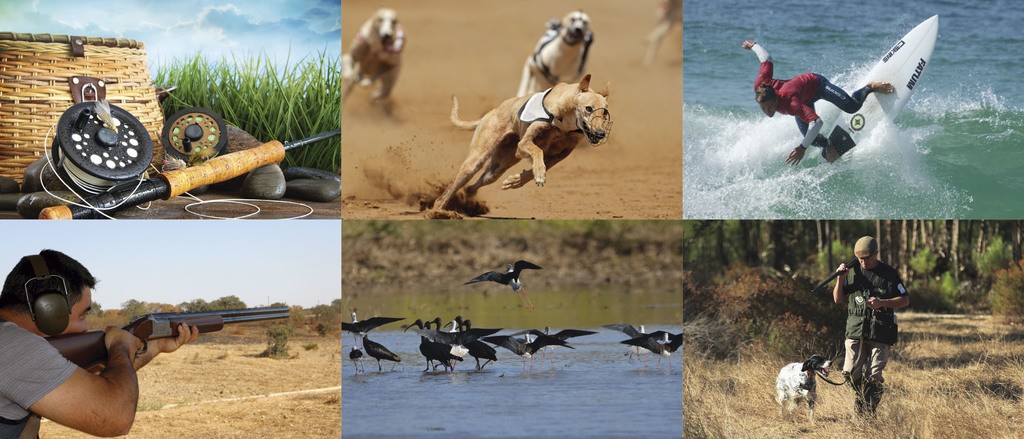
[809, 257, 859, 294]
[47, 306, 291, 370]
[39, 130, 340, 220]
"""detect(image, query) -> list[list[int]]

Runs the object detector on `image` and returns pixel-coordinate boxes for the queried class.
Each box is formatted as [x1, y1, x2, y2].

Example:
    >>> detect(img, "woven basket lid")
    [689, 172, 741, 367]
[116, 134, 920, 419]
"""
[0, 32, 144, 49]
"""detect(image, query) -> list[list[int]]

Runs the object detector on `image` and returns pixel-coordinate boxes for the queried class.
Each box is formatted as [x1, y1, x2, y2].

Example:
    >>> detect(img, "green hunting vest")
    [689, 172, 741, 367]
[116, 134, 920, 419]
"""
[844, 262, 906, 345]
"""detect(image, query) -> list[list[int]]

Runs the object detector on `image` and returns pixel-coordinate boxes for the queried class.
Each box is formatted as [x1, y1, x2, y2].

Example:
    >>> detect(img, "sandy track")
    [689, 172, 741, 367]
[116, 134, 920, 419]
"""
[341, 0, 682, 219]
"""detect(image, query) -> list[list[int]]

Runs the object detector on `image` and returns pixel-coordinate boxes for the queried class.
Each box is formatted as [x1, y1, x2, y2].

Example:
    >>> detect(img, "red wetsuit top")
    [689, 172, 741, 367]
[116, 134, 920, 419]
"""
[755, 60, 821, 124]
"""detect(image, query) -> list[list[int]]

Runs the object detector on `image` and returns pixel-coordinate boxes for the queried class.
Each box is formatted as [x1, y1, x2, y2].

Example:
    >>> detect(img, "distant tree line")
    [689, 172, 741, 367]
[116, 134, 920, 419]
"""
[96, 296, 343, 336]
[683, 220, 1024, 359]
[685, 220, 1024, 316]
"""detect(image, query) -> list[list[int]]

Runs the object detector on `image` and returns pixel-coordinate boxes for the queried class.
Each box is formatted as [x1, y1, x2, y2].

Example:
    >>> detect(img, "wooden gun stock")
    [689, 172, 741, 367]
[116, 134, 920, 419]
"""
[48, 307, 290, 370]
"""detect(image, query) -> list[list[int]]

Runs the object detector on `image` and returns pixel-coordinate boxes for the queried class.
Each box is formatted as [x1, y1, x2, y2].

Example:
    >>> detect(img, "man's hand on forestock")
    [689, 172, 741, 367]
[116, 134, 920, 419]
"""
[153, 323, 200, 354]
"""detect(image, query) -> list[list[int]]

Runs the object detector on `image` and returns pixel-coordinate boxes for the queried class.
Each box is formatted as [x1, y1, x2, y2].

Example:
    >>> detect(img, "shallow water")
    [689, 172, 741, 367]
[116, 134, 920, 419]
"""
[684, 0, 1024, 218]
[342, 328, 682, 438]
[342, 285, 682, 331]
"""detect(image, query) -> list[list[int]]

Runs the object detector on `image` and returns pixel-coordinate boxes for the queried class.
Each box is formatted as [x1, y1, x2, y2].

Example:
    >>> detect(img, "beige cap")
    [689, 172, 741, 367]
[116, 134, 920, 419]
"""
[854, 236, 878, 256]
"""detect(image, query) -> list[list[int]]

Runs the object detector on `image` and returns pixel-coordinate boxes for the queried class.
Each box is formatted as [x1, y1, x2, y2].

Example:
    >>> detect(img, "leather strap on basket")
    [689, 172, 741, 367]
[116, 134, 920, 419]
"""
[68, 76, 107, 103]
[70, 36, 86, 57]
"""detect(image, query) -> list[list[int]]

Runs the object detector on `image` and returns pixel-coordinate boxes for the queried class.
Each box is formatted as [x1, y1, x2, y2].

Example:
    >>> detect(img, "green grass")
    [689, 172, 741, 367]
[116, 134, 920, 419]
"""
[154, 51, 340, 172]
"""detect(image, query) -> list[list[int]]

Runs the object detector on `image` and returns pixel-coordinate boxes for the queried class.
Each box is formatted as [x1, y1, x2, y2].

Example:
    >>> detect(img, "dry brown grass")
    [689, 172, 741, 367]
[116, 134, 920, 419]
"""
[685, 313, 1024, 439]
[39, 329, 340, 438]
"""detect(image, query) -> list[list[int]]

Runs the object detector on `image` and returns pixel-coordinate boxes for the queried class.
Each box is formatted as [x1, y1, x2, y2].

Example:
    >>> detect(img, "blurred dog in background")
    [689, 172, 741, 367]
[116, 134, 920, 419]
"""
[644, 0, 682, 66]
[343, 8, 405, 104]
[516, 10, 594, 97]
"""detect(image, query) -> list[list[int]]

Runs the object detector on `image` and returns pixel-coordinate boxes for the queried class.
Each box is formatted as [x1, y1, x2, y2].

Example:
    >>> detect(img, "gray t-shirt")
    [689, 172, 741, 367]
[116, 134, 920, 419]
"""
[0, 319, 78, 434]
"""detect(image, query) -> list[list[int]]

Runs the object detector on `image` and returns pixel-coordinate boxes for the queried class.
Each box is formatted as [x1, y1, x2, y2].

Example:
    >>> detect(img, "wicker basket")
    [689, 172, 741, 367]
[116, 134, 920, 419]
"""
[0, 32, 165, 184]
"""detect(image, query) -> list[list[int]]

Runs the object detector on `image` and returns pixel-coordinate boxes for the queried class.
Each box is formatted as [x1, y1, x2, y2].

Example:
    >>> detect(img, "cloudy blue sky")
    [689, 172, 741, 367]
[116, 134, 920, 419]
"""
[0, 0, 340, 75]
[2, 221, 341, 310]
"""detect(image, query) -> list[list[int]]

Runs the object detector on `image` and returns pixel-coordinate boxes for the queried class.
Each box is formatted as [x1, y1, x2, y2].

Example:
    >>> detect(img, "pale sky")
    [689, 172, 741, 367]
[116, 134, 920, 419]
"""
[1, 221, 341, 310]
[0, 0, 340, 75]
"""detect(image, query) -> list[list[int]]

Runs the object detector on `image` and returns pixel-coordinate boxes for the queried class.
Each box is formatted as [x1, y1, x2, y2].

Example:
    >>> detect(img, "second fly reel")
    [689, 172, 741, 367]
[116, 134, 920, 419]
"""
[160, 107, 228, 166]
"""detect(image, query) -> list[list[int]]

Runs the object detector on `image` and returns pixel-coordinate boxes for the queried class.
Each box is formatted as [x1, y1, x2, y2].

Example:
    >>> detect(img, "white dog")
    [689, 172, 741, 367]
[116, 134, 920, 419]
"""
[516, 10, 594, 97]
[644, 0, 682, 66]
[342, 8, 405, 104]
[775, 355, 832, 421]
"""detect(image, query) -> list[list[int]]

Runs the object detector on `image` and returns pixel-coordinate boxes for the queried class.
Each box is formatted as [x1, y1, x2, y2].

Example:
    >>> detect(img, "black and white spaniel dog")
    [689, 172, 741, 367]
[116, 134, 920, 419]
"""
[775, 354, 832, 421]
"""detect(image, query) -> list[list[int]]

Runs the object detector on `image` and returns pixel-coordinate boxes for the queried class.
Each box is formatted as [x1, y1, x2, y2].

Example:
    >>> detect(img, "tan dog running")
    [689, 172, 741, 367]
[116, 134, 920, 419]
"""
[429, 74, 612, 218]
[342, 8, 405, 104]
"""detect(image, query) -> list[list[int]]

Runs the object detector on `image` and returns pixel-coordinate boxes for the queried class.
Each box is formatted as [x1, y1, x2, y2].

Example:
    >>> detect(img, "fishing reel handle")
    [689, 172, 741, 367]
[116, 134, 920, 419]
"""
[158, 140, 284, 197]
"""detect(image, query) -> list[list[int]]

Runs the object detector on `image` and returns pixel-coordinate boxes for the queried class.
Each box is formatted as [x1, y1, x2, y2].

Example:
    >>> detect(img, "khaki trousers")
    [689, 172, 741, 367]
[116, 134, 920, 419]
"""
[844, 338, 890, 382]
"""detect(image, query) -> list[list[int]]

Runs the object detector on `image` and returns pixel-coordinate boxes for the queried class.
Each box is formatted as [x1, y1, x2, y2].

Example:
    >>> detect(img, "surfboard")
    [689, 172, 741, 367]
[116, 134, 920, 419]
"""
[815, 15, 938, 161]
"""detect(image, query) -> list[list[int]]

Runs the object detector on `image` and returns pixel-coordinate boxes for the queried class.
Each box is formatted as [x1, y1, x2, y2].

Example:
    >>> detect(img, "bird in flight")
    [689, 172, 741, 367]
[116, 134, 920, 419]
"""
[465, 260, 542, 311]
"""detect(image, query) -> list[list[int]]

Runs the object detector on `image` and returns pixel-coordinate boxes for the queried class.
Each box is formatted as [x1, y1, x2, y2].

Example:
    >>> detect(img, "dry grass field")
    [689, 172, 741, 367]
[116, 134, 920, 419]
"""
[685, 313, 1024, 439]
[39, 328, 341, 438]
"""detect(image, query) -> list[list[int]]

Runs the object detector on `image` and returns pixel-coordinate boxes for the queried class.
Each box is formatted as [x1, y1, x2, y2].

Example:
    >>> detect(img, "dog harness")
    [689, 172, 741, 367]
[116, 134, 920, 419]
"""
[518, 88, 555, 123]
[530, 22, 594, 84]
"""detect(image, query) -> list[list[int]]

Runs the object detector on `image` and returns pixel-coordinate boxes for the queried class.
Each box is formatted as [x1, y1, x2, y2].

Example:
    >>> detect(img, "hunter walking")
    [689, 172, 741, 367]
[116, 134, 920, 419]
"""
[833, 236, 910, 416]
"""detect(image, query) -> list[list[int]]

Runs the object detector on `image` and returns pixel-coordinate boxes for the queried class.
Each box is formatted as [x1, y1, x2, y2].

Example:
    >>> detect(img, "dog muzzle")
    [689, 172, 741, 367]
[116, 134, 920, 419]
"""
[577, 107, 611, 146]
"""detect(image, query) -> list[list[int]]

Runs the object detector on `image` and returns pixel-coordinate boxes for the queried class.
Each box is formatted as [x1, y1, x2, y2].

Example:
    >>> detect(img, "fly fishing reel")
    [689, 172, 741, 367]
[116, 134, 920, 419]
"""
[160, 107, 227, 165]
[51, 101, 154, 194]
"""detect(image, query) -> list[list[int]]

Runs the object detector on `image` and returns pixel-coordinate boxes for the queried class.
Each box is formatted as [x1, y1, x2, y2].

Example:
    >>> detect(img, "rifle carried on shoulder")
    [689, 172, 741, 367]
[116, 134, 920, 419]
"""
[47, 307, 291, 370]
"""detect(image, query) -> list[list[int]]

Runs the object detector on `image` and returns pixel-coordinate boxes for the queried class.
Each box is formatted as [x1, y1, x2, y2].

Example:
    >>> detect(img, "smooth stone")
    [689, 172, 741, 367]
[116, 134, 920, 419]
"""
[282, 167, 340, 182]
[188, 184, 210, 196]
[285, 178, 341, 202]
[21, 157, 64, 194]
[0, 193, 25, 210]
[17, 191, 78, 219]
[0, 176, 18, 194]
[21, 157, 46, 193]
[240, 164, 285, 199]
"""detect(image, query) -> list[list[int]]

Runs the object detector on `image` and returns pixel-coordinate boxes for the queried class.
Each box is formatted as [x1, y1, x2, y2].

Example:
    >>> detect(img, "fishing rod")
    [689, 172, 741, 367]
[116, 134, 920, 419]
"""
[39, 129, 340, 220]
[809, 257, 859, 294]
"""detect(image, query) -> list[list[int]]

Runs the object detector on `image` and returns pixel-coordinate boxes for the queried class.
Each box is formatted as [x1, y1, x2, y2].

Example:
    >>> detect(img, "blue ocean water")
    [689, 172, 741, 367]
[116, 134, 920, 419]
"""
[684, 0, 1024, 218]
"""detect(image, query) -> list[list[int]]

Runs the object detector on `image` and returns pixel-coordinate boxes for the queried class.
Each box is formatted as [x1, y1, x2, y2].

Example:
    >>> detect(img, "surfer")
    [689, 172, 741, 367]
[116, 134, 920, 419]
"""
[742, 39, 895, 164]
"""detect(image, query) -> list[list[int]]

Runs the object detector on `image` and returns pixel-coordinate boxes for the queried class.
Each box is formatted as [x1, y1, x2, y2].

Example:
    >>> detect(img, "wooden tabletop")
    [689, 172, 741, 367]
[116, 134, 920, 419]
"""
[0, 191, 340, 220]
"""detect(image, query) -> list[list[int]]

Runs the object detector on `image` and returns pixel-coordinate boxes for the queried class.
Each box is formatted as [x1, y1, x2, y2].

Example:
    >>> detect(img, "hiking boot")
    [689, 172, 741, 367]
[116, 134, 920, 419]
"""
[867, 82, 895, 94]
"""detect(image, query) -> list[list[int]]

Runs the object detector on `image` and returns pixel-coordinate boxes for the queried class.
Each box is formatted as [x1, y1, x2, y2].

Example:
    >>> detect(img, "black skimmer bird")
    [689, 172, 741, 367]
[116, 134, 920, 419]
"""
[404, 319, 466, 372]
[621, 331, 682, 368]
[464, 260, 542, 311]
[483, 333, 572, 371]
[343, 311, 404, 348]
[362, 335, 401, 372]
[349, 346, 365, 373]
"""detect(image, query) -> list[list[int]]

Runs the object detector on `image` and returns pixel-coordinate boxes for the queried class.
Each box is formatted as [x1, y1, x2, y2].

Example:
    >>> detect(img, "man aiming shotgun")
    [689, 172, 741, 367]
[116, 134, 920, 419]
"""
[0, 250, 200, 437]
[831, 236, 910, 416]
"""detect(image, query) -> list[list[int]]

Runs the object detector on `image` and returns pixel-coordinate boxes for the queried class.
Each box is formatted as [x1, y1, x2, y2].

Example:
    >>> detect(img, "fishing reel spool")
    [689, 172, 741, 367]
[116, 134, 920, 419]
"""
[51, 101, 154, 195]
[160, 107, 227, 165]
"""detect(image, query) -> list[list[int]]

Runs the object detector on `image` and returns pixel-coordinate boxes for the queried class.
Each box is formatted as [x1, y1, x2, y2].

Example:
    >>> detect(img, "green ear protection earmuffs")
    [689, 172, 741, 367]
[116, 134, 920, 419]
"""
[23, 255, 71, 337]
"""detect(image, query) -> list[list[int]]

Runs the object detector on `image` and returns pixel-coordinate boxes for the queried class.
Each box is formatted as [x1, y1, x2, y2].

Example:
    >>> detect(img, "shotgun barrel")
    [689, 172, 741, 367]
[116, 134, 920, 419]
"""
[39, 130, 340, 220]
[47, 306, 291, 370]
[810, 257, 859, 294]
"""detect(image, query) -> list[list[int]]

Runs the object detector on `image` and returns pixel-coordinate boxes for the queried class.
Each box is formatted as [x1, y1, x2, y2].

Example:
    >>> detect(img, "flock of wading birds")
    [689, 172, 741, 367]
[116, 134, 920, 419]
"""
[342, 261, 682, 373]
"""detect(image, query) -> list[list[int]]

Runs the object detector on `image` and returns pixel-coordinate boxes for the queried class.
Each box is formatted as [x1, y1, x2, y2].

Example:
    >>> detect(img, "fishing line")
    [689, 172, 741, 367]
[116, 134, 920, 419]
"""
[183, 198, 314, 220]
[40, 124, 152, 220]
